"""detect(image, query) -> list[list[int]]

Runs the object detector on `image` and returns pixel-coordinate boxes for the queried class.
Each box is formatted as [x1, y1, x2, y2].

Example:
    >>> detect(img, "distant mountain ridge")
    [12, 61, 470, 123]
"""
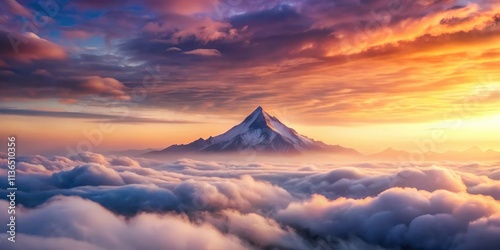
[144, 106, 499, 161]
[368, 146, 500, 161]
[147, 106, 360, 156]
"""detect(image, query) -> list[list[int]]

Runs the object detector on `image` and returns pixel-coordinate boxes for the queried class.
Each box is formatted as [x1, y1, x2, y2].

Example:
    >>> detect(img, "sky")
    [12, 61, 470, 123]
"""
[1, 0, 500, 155]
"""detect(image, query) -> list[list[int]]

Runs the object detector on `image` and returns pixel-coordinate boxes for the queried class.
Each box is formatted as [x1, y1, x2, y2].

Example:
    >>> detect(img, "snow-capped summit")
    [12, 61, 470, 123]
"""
[150, 107, 360, 155]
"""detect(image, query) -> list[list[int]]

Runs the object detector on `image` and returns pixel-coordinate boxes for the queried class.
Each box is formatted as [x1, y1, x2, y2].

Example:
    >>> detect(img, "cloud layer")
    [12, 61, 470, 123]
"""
[1, 152, 499, 249]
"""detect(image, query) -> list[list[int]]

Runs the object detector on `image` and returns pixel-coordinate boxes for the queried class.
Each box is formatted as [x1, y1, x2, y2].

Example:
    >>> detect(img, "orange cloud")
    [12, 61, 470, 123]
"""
[0, 31, 66, 62]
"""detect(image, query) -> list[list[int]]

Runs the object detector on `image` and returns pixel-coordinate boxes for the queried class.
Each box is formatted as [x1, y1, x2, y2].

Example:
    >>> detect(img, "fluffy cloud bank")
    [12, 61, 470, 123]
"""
[0, 152, 499, 249]
[277, 188, 500, 250]
[0, 196, 249, 250]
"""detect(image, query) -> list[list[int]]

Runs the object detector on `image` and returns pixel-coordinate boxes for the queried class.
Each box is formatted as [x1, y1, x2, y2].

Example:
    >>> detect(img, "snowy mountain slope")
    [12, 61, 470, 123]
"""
[149, 107, 360, 155]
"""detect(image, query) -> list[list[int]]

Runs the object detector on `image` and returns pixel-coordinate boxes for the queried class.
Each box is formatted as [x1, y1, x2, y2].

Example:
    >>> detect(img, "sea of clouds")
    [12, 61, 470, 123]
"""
[1, 152, 499, 250]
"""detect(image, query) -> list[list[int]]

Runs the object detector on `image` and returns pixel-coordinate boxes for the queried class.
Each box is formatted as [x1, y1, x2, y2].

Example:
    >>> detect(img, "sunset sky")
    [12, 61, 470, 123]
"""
[1, 0, 500, 155]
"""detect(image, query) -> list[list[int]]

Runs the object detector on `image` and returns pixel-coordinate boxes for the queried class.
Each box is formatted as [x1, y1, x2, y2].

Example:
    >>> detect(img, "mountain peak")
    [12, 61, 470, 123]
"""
[248, 108, 271, 129]
[151, 107, 360, 156]
[250, 106, 264, 116]
[241, 106, 271, 129]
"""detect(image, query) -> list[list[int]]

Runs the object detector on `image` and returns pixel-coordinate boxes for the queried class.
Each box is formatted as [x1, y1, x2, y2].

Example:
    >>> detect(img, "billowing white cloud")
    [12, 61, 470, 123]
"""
[0, 152, 499, 249]
[276, 188, 500, 249]
[0, 196, 249, 250]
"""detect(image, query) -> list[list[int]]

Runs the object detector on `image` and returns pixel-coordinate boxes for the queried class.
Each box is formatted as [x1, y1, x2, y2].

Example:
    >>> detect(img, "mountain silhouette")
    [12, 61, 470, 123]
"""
[147, 106, 360, 156]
